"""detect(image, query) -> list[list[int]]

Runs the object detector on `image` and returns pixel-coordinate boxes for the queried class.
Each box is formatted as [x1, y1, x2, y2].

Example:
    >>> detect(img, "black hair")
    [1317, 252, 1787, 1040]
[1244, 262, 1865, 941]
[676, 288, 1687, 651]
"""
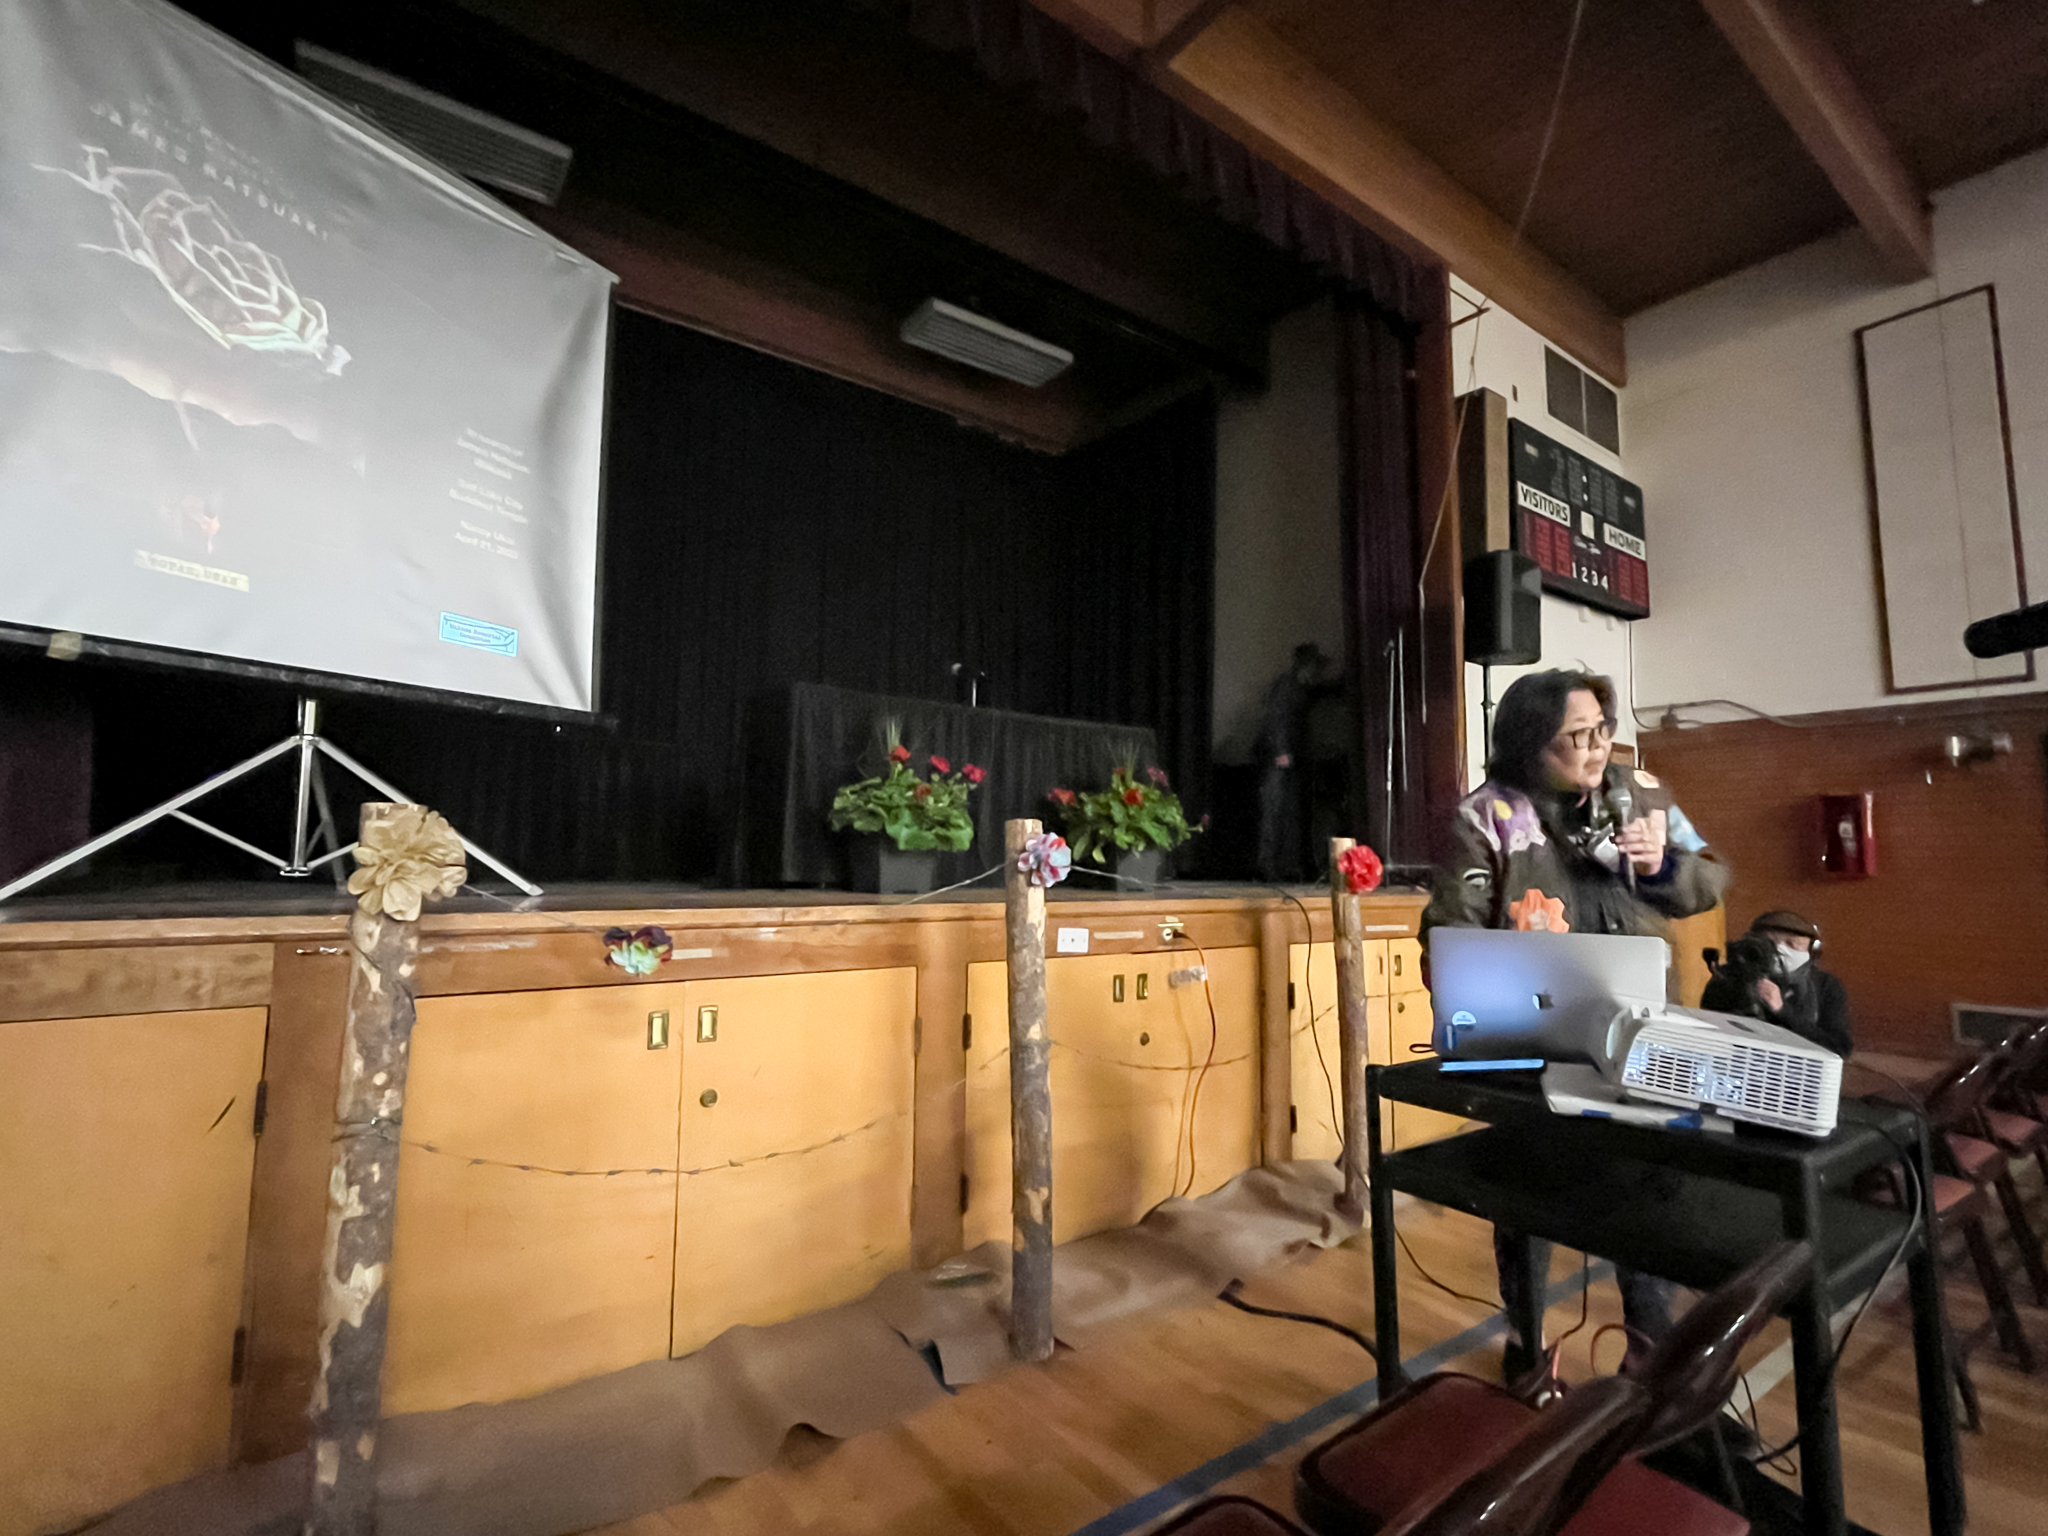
[1486, 669, 1618, 794]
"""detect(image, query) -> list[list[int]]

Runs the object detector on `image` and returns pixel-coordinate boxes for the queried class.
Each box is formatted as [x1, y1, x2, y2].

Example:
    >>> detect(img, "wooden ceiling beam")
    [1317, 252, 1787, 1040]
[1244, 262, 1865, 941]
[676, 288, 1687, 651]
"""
[1698, 0, 1932, 280]
[1142, 0, 1238, 68]
[1152, 9, 1627, 383]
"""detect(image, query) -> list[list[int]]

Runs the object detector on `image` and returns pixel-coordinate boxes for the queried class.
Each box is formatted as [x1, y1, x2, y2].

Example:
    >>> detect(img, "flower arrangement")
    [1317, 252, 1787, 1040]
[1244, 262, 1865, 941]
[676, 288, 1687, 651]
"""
[1046, 764, 1198, 865]
[829, 740, 986, 851]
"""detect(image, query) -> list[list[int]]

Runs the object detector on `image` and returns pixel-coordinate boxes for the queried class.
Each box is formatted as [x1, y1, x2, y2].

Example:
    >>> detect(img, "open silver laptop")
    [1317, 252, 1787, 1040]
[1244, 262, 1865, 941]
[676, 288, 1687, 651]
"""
[1426, 929, 1670, 1063]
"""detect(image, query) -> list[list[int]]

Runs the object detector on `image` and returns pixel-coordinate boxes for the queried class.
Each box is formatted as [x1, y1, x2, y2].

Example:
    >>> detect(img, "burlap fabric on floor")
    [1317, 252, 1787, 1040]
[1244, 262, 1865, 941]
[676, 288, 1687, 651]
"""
[86, 1161, 1356, 1536]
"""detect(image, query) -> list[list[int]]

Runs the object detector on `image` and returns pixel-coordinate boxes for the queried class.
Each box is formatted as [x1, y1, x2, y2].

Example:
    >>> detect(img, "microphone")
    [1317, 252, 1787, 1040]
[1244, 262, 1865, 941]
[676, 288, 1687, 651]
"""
[1607, 777, 1636, 889]
[1964, 600, 2048, 659]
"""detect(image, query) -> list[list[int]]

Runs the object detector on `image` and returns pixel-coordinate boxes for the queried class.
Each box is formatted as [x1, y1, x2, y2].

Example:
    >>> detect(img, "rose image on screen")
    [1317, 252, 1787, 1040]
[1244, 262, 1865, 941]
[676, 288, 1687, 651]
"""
[42, 145, 349, 374]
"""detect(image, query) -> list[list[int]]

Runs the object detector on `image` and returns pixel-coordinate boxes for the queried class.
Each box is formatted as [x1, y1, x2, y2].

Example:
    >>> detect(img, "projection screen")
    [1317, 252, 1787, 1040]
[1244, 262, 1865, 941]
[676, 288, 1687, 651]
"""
[0, 0, 615, 714]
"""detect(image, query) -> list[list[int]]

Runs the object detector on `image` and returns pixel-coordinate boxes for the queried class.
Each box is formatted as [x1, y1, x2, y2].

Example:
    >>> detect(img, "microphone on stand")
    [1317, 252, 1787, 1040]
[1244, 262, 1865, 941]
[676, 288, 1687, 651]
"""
[1606, 776, 1636, 890]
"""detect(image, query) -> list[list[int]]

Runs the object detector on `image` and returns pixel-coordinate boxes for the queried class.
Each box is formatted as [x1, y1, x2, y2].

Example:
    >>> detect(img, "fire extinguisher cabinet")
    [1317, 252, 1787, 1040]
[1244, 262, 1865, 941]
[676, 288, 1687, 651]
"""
[1818, 792, 1876, 879]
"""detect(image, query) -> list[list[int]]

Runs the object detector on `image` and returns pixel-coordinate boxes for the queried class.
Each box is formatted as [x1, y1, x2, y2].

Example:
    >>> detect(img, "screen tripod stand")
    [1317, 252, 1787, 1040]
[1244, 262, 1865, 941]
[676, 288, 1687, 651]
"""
[0, 696, 540, 903]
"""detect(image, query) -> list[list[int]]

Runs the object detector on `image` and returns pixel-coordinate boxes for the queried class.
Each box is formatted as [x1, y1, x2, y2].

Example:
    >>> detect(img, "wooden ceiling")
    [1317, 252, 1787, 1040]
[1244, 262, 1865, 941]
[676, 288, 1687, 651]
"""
[1040, 0, 2048, 381]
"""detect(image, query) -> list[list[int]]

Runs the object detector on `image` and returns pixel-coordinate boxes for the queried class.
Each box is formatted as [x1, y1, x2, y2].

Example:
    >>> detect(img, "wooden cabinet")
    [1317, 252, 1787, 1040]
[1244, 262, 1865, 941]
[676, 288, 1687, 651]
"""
[962, 948, 1259, 1248]
[383, 968, 915, 1413]
[0, 1007, 266, 1536]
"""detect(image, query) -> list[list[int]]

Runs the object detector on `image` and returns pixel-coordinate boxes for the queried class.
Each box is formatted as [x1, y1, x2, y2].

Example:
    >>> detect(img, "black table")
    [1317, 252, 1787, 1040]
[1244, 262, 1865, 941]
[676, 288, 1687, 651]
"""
[1365, 1061, 1964, 1536]
[732, 683, 1160, 887]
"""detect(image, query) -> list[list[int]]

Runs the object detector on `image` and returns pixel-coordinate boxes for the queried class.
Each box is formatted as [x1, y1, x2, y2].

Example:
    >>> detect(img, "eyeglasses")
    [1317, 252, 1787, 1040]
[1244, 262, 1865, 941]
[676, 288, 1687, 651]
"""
[1554, 719, 1618, 752]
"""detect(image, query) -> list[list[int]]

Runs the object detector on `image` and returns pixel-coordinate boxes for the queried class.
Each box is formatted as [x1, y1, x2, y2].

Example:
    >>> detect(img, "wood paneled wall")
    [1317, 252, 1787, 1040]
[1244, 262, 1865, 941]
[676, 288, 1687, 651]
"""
[1641, 696, 2048, 1055]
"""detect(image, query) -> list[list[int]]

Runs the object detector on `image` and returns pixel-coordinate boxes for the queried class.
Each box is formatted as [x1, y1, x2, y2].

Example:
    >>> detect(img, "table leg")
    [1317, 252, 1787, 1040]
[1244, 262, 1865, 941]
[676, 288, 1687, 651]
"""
[1368, 1066, 1403, 1397]
[1786, 1170, 1846, 1536]
[1905, 1126, 1967, 1536]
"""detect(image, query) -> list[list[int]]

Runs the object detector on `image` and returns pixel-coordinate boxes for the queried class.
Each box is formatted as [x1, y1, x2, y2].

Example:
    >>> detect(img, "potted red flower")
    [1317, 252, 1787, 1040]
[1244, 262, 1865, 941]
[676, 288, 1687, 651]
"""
[829, 733, 986, 894]
[1046, 764, 1197, 888]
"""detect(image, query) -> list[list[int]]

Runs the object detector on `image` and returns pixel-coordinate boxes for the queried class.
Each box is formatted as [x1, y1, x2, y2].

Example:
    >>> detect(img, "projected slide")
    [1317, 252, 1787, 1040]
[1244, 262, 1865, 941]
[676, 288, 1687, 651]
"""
[0, 0, 613, 712]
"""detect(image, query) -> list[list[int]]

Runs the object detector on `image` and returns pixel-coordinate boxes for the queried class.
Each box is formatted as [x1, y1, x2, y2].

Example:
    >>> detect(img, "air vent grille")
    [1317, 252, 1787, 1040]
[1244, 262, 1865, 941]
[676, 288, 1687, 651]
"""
[1728, 1043, 1827, 1125]
[295, 42, 572, 205]
[900, 299, 1073, 388]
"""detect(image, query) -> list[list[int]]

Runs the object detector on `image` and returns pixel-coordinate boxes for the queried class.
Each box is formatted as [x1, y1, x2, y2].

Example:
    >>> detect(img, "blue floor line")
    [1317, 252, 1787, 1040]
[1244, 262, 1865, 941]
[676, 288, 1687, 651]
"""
[1067, 1262, 1616, 1536]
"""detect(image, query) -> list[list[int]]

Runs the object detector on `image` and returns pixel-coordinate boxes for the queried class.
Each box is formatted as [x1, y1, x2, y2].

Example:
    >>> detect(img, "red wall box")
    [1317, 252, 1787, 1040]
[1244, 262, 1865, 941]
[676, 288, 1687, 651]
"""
[1818, 792, 1877, 879]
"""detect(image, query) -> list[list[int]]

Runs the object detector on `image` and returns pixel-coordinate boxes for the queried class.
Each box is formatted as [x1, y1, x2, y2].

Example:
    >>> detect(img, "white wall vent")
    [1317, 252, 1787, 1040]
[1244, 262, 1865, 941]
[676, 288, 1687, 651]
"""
[294, 41, 573, 206]
[900, 299, 1073, 388]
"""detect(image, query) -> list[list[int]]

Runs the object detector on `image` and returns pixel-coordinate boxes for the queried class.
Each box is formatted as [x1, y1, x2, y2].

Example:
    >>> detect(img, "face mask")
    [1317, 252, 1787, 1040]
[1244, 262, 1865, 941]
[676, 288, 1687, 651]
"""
[1775, 942, 1811, 973]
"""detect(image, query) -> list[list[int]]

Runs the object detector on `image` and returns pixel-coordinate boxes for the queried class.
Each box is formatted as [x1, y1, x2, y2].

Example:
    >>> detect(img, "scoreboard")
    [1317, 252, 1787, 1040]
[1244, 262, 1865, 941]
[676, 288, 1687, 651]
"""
[1508, 419, 1649, 619]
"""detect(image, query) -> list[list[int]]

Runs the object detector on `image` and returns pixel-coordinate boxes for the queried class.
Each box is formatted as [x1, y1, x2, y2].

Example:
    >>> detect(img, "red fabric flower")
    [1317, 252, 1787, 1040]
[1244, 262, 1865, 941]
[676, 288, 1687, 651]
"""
[1049, 787, 1077, 807]
[929, 754, 950, 773]
[1338, 844, 1383, 894]
[889, 744, 912, 764]
[963, 764, 986, 785]
[1122, 785, 1144, 806]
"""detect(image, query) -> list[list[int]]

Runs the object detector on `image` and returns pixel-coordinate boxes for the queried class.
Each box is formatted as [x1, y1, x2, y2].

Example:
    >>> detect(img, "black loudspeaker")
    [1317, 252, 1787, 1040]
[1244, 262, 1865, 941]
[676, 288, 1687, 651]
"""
[1463, 550, 1542, 666]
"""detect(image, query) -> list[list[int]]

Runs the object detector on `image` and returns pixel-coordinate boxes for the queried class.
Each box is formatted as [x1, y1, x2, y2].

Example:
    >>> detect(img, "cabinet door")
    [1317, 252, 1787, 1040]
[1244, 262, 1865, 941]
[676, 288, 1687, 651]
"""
[1388, 937, 1426, 994]
[384, 984, 686, 1414]
[671, 968, 915, 1358]
[0, 1007, 265, 1536]
[963, 950, 1259, 1247]
[1388, 991, 1469, 1149]
[1288, 942, 1391, 1162]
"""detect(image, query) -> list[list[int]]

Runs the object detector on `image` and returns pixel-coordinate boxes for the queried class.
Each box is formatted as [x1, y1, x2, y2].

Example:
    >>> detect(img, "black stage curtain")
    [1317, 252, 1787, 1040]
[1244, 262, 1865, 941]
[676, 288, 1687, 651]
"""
[1, 311, 1215, 888]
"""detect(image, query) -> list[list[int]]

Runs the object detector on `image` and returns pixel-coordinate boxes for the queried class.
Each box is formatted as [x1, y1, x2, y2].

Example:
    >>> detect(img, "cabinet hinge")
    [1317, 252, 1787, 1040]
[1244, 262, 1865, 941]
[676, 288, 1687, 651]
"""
[230, 1325, 248, 1386]
[959, 1173, 970, 1215]
[1290, 1105, 1298, 1134]
[962, 1013, 972, 1051]
[252, 1080, 269, 1137]
[1287, 981, 1296, 1011]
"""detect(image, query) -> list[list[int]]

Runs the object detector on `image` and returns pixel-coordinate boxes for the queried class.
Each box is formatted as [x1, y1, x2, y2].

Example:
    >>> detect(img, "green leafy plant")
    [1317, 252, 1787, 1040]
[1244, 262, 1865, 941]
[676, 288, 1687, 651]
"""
[1047, 765, 1198, 864]
[829, 740, 986, 852]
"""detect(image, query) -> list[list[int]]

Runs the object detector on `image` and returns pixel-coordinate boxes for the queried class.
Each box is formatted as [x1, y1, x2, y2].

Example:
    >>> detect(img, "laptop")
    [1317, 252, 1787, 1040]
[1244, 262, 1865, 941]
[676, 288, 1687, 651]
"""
[1426, 928, 1670, 1064]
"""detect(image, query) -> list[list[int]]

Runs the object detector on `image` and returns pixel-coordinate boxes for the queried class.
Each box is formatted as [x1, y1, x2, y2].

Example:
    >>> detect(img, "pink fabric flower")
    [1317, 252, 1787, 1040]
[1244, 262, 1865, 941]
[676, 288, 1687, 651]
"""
[963, 764, 986, 785]
[929, 755, 950, 773]
[1145, 767, 1170, 788]
[1018, 832, 1072, 888]
[1049, 787, 1077, 807]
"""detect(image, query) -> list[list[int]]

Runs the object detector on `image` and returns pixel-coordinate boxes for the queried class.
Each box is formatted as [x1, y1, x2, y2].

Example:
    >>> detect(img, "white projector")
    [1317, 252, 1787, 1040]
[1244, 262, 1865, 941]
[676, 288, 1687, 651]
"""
[1602, 1005, 1843, 1137]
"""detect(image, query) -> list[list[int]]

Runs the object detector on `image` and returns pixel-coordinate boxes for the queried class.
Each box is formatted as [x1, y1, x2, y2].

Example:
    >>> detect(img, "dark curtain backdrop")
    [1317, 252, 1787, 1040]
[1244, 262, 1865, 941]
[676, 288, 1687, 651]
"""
[0, 310, 1215, 887]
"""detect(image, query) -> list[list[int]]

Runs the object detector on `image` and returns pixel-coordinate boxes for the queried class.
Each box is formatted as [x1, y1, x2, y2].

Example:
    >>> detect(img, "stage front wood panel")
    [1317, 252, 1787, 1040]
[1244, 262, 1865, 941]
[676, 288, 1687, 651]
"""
[0, 1007, 266, 1536]
[0, 889, 1424, 1511]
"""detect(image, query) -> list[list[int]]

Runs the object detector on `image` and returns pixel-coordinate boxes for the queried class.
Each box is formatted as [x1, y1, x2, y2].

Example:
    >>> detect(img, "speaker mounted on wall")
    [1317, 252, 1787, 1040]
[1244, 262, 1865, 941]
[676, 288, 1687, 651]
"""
[1463, 550, 1542, 667]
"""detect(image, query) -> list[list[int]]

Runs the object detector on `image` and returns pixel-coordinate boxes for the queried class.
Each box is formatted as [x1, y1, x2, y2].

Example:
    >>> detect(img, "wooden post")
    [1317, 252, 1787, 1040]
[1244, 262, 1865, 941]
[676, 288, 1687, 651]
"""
[1328, 836, 1371, 1219]
[1004, 817, 1054, 1363]
[306, 804, 422, 1535]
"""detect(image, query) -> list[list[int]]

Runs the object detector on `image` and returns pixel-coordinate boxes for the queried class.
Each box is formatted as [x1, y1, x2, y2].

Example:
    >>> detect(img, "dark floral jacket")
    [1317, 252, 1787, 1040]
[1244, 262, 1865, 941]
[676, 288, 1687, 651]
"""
[1422, 765, 1730, 940]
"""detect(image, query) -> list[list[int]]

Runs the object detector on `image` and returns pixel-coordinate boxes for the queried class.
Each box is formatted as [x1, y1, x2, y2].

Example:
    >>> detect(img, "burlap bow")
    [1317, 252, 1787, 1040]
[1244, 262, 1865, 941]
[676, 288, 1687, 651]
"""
[346, 805, 469, 921]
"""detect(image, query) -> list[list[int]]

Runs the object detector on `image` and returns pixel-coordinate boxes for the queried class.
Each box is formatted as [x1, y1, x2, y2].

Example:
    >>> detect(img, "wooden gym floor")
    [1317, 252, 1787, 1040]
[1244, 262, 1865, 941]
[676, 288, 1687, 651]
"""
[582, 1171, 2048, 1536]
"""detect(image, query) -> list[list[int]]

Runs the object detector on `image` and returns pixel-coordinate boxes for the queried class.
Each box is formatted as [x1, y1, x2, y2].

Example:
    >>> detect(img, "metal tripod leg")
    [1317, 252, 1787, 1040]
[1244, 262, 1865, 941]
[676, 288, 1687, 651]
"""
[0, 733, 303, 902]
[315, 737, 541, 896]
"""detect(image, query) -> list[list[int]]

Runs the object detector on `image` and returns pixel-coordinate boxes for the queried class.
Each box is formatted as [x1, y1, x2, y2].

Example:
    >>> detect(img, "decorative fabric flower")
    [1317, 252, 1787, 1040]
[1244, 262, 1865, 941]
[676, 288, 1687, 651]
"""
[1122, 785, 1144, 806]
[1145, 767, 1170, 788]
[345, 805, 467, 921]
[1018, 832, 1072, 888]
[1048, 787, 1077, 807]
[889, 744, 912, 764]
[963, 764, 986, 785]
[929, 755, 950, 773]
[1338, 844, 1383, 894]
[1509, 888, 1570, 933]
[912, 782, 931, 801]
[603, 925, 674, 975]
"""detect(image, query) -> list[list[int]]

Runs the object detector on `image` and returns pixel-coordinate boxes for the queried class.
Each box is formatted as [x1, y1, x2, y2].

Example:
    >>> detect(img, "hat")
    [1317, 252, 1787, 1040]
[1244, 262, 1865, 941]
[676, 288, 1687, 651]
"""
[1750, 910, 1820, 942]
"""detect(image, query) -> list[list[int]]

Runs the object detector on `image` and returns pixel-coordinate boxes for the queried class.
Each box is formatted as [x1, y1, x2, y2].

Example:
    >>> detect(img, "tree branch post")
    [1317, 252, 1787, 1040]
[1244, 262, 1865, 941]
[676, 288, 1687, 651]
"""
[1004, 817, 1054, 1362]
[305, 803, 428, 1535]
[1328, 836, 1372, 1220]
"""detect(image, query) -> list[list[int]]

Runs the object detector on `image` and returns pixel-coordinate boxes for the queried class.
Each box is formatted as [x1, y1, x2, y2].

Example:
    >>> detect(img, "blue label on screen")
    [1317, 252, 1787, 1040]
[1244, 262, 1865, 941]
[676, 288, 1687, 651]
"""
[439, 613, 518, 656]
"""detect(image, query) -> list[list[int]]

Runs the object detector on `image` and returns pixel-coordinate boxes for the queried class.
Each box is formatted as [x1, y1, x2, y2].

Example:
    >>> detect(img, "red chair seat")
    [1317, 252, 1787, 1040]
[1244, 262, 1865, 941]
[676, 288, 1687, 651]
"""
[1561, 1458, 1748, 1536]
[1310, 1375, 1536, 1521]
[1946, 1133, 2005, 1182]
[1159, 1497, 1313, 1535]
[1982, 1109, 2048, 1156]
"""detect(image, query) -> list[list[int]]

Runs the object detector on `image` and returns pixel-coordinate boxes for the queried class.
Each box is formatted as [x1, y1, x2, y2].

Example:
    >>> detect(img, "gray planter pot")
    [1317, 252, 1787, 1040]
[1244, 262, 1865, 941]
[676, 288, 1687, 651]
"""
[1112, 846, 1165, 889]
[848, 839, 940, 895]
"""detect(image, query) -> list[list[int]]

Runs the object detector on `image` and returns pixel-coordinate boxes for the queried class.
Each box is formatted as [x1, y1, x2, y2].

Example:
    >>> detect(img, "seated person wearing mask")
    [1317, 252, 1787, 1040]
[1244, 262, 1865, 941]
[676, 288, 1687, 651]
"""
[1701, 910, 1851, 1057]
[1423, 668, 1731, 1380]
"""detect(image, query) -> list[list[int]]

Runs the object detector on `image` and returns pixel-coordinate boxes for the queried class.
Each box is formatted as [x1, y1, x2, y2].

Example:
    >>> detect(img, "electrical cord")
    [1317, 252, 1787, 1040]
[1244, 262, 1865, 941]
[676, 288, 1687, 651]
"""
[1218, 1279, 1376, 1360]
[1173, 931, 1222, 1198]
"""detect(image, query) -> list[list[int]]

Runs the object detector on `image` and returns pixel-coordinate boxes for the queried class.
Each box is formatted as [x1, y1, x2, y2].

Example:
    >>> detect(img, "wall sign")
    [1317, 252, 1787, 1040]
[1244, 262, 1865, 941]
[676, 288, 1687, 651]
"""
[1509, 419, 1649, 619]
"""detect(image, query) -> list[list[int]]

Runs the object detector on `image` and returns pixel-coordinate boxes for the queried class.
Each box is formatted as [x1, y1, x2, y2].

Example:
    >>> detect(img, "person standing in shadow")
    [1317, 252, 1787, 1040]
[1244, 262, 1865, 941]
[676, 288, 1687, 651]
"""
[1255, 643, 1329, 883]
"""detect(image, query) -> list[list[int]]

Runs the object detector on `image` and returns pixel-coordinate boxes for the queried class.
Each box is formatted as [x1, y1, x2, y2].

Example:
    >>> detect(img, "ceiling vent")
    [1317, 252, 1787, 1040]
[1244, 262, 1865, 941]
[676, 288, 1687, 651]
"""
[900, 299, 1073, 387]
[294, 41, 573, 205]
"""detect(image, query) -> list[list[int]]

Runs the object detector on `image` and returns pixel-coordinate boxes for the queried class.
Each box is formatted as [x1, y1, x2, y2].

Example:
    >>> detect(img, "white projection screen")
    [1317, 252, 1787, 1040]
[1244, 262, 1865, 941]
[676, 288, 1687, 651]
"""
[0, 0, 615, 713]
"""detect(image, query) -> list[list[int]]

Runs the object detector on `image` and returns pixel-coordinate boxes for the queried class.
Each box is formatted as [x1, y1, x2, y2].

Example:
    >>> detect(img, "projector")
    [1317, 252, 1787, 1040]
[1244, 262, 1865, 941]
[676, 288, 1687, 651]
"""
[1602, 1005, 1842, 1137]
